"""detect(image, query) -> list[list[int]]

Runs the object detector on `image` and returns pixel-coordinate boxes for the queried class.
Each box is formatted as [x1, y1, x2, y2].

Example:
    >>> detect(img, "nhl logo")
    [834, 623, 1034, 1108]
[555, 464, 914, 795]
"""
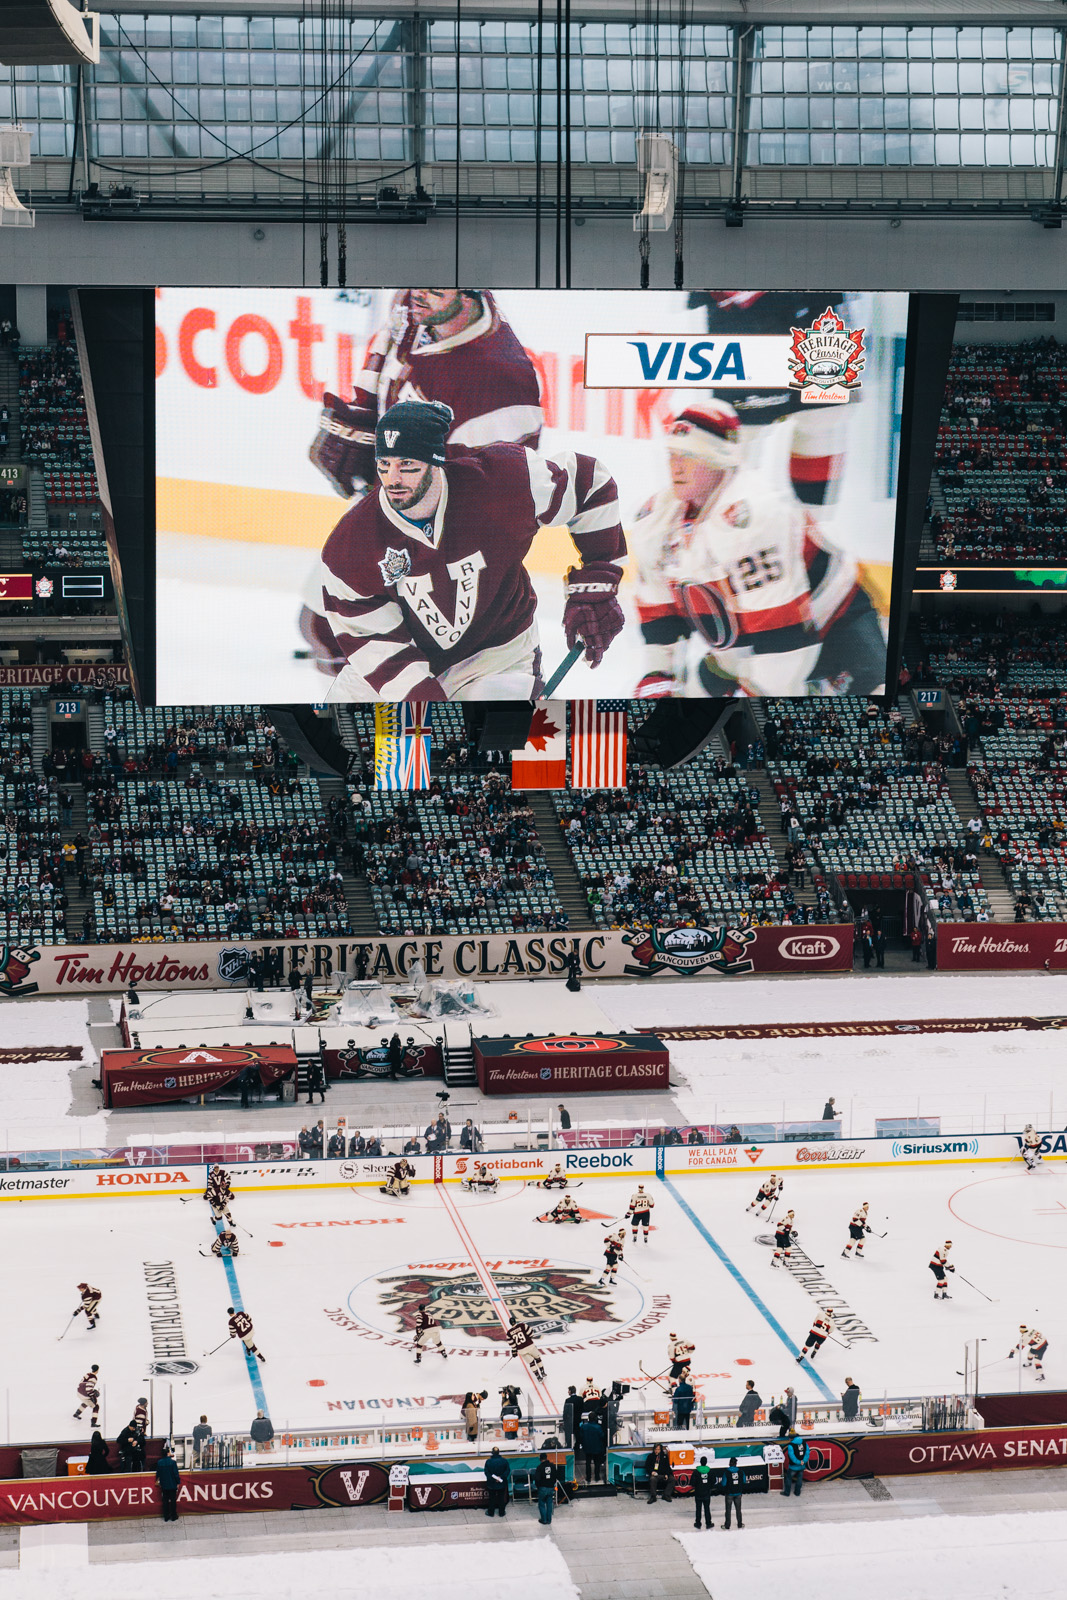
[216, 948, 250, 983]
[146, 1358, 200, 1376]
[379, 546, 413, 587]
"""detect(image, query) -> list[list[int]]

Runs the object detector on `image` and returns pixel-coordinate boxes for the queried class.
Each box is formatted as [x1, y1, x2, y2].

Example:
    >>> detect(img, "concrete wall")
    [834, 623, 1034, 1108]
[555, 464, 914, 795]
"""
[6, 212, 1067, 290]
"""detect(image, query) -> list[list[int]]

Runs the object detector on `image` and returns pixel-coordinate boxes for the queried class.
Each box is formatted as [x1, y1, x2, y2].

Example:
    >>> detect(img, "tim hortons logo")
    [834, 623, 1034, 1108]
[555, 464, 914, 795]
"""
[378, 1265, 618, 1342]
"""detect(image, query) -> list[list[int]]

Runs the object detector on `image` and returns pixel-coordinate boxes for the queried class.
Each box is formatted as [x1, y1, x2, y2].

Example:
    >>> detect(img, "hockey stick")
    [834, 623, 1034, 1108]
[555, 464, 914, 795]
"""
[232, 1219, 254, 1239]
[56, 1314, 77, 1343]
[201, 1338, 230, 1358]
[956, 1272, 997, 1303]
[542, 644, 583, 699]
[199, 1245, 237, 1259]
[600, 1216, 626, 1229]
[638, 1361, 674, 1392]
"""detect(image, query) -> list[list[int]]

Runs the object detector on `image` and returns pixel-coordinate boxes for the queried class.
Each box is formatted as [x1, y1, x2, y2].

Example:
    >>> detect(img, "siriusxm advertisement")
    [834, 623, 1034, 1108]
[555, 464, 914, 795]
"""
[154, 288, 909, 703]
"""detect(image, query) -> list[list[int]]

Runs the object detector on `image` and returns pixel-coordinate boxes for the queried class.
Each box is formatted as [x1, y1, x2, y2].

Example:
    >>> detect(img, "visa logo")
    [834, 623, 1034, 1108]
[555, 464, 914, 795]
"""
[625, 339, 746, 383]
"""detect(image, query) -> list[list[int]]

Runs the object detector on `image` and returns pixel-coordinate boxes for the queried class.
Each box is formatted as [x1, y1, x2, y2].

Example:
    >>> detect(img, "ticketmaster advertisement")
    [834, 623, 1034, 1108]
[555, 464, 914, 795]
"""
[154, 288, 908, 703]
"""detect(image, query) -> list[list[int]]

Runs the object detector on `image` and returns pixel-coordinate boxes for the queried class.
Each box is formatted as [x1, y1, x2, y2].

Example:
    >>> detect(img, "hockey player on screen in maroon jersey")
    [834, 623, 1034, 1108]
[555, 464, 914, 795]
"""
[629, 399, 885, 699]
[320, 399, 626, 702]
[303, 290, 544, 672]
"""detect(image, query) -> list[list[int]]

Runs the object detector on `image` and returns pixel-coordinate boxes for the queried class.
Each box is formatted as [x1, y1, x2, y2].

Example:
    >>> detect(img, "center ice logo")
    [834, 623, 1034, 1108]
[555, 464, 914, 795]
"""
[622, 924, 756, 978]
[377, 1266, 619, 1341]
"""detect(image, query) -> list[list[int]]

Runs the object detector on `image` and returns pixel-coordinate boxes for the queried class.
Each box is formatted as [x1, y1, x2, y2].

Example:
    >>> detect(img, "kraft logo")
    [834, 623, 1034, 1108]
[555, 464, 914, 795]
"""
[890, 1139, 979, 1158]
[779, 935, 840, 961]
[566, 1152, 634, 1170]
[97, 1170, 191, 1186]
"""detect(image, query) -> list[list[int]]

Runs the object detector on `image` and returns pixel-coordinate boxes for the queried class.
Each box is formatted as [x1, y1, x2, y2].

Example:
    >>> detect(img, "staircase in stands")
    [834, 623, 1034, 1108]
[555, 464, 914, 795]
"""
[944, 767, 1016, 922]
[315, 773, 377, 936]
[525, 790, 595, 931]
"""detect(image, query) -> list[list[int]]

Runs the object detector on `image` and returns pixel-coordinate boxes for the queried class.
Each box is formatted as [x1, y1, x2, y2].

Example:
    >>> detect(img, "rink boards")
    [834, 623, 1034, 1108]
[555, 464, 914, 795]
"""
[0, 1129, 1046, 1202]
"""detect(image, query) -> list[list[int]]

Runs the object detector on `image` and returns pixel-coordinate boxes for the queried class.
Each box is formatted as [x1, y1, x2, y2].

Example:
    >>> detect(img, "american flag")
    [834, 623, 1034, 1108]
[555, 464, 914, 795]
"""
[570, 700, 628, 789]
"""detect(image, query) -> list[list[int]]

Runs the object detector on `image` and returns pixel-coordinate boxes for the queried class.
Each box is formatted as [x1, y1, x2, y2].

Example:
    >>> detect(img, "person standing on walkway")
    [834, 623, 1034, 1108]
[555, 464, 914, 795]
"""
[782, 1433, 808, 1496]
[691, 1454, 714, 1530]
[723, 1457, 745, 1529]
[534, 1453, 559, 1524]
[155, 1445, 181, 1522]
[562, 1385, 581, 1448]
[483, 1446, 511, 1517]
[841, 1378, 861, 1421]
[579, 1412, 607, 1483]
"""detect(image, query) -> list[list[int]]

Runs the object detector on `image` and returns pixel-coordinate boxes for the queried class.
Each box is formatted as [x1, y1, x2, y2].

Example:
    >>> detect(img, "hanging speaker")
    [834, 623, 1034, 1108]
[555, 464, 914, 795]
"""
[630, 700, 733, 769]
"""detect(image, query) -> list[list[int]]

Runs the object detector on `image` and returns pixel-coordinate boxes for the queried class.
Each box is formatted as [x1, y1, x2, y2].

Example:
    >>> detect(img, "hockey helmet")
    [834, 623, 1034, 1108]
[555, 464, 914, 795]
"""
[663, 399, 742, 467]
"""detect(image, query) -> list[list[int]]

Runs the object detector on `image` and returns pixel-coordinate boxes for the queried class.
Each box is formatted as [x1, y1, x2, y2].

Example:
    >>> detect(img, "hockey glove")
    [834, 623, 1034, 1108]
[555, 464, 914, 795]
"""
[563, 562, 625, 668]
[634, 672, 678, 699]
[309, 392, 377, 497]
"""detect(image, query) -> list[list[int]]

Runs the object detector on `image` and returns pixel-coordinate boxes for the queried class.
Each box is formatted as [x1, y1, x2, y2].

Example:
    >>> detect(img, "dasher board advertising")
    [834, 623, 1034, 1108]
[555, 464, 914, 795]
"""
[155, 288, 908, 702]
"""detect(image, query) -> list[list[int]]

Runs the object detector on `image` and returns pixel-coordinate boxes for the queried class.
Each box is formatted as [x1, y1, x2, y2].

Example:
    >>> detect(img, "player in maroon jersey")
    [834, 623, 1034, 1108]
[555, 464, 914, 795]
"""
[304, 290, 543, 672]
[227, 1307, 266, 1361]
[507, 1318, 547, 1381]
[73, 1365, 101, 1425]
[73, 1282, 101, 1330]
[320, 399, 625, 701]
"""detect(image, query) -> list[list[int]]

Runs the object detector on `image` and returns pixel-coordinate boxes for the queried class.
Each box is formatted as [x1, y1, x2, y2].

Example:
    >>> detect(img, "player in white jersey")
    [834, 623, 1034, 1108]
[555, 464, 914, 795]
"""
[1011, 1325, 1048, 1379]
[627, 1185, 654, 1243]
[797, 1308, 835, 1363]
[842, 1203, 870, 1258]
[929, 1242, 954, 1300]
[630, 400, 884, 699]
[667, 1333, 696, 1378]
[772, 1210, 797, 1266]
[747, 1175, 782, 1214]
[542, 1164, 567, 1190]
[1022, 1125, 1043, 1171]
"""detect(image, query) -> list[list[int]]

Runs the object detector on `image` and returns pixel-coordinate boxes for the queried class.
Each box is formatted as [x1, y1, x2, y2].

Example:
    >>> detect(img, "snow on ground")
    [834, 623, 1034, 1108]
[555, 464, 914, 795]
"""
[677, 1510, 1067, 1600]
[0, 1001, 105, 1144]
[4, 1537, 577, 1600]
[595, 975, 1067, 1134]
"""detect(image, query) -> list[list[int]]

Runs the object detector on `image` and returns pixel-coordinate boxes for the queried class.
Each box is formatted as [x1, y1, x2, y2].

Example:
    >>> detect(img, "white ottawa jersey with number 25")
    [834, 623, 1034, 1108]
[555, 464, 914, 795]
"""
[630, 469, 860, 697]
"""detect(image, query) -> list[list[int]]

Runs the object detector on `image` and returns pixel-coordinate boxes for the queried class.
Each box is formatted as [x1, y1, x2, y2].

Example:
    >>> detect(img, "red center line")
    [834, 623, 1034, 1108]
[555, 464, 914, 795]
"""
[437, 1184, 558, 1415]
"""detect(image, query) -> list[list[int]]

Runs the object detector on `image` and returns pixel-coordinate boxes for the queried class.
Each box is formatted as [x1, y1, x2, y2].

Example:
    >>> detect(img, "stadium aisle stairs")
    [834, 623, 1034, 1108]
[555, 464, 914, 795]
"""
[525, 790, 595, 930]
[0, 344, 19, 464]
[316, 773, 377, 935]
[747, 764, 819, 918]
[945, 767, 1015, 922]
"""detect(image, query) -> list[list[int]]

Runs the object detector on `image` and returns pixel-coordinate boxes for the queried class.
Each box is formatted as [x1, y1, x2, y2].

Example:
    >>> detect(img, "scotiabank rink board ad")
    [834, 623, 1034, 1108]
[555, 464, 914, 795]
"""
[154, 288, 908, 704]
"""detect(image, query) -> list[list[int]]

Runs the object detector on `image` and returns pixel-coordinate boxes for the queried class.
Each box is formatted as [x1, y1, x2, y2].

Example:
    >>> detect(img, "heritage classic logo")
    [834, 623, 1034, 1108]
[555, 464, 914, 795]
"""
[787, 307, 865, 404]
[377, 1265, 619, 1341]
[778, 935, 841, 962]
[622, 924, 756, 978]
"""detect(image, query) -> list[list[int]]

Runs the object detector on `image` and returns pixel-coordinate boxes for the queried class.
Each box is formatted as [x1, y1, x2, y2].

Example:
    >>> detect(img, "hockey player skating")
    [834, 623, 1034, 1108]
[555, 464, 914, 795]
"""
[506, 1318, 546, 1382]
[73, 1282, 102, 1330]
[772, 1210, 797, 1267]
[544, 1192, 583, 1224]
[797, 1308, 835, 1364]
[630, 398, 885, 699]
[305, 290, 543, 675]
[204, 1165, 232, 1205]
[930, 1241, 955, 1300]
[1022, 1125, 1043, 1171]
[382, 1158, 415, 1198]
[542, 1164, 567, 1190]
[842, 1203, 871, 1258]
[73, 1365, 101, 1425]
[320, 399, 626, 701]
[133, 1396, 149, 1429]
[667, 1333, 696, 1379]
[1010, 1324, 1048, 1379]
[209, 1229, 239, 1258]
[628, 1185, 654, 1243]
[747, 1174, 782, 1215]
[599, 1236, 621, 1286]
[227, 1307, 266, 1362]
[413, 1303, 447, 1365]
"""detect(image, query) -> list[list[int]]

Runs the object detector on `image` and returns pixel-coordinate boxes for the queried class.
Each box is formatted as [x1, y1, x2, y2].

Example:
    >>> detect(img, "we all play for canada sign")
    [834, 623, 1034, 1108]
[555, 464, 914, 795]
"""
[511, 702, 567, 789]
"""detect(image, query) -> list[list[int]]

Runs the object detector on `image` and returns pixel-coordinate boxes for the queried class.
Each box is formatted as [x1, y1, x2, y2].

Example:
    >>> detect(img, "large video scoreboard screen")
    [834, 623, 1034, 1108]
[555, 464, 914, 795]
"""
[154, 288, 910, 703]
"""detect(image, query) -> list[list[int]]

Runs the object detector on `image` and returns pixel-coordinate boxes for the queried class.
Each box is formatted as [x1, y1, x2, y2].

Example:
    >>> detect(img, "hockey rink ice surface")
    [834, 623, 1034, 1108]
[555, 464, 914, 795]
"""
[8, 1155, 1067, 1443]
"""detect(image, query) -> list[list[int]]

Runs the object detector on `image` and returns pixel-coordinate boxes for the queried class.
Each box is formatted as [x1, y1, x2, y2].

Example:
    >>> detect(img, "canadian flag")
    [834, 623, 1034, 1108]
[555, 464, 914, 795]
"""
[511, 701, 567, 790]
